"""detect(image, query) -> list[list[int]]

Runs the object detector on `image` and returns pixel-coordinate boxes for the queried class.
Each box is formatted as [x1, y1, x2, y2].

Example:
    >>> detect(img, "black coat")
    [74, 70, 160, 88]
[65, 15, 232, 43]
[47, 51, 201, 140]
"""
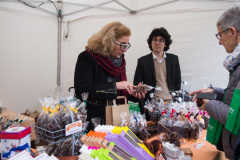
[133, 53, 181, 119]
[74, 50, 118, 130]
[74, 50, 137, 130]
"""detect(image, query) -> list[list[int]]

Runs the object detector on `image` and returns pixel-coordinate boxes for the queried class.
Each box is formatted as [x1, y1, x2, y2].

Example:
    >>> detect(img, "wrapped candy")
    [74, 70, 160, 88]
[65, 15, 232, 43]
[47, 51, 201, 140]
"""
[46, 143, 57, 156]
[162, 142, 181, 158]
[129, 113, 138, 135]
[181, 119, 191, 139]
[120, 112, 128, 127]
[37, 97, 53, 138]
[47, 105, 62, 141]
[133, 84, 154, 93]
[68, 134, 82, 156]
[190, 121, 200, 140]
[138, 115, 149, 141]
[91, 117, 101, 129]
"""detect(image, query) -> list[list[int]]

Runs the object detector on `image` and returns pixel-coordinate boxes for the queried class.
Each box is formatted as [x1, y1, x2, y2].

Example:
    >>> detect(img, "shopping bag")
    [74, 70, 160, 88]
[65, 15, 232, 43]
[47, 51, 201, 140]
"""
[225, 89, 240, 135]
[206, 117, 223, 145]
[105, 96, 130, 126]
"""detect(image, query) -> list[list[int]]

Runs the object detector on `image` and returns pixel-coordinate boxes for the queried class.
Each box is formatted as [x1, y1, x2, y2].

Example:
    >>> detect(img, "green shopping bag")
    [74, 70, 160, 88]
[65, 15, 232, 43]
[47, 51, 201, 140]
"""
[225, 88, 240, 135]
[206, 117, 223, 145]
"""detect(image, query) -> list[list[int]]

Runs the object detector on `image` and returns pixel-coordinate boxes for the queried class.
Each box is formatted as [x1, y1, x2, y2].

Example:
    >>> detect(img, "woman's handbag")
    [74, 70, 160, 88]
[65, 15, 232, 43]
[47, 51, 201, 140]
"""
[105, 96, 130, 126]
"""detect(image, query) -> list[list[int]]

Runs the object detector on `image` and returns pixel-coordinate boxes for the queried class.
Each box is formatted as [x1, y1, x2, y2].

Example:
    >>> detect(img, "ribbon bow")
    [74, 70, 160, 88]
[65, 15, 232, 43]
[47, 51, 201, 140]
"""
[170, 109, 176, 117]
[185, 111, 192, 123]
[41, 106, 49, 114]
[2, 143, 29, 158]
[49, 106, 59, 117]
[199, 110, 203, 115]
[161, 110, 167, 115]
[68, 106, 78, 113]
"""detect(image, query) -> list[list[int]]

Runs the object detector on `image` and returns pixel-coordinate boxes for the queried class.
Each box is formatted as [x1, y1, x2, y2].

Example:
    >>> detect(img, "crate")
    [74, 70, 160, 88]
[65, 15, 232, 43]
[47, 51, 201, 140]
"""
[32, 123, 71, 144]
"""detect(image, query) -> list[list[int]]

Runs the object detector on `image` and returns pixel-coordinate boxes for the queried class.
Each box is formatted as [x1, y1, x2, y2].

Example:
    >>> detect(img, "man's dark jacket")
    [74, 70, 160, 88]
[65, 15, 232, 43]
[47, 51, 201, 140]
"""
[133, 53, 181, 119]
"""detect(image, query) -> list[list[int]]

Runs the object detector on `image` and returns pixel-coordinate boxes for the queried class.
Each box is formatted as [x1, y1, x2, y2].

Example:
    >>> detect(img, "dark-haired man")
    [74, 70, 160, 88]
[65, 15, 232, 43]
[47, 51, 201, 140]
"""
[133, 27, 181, 120]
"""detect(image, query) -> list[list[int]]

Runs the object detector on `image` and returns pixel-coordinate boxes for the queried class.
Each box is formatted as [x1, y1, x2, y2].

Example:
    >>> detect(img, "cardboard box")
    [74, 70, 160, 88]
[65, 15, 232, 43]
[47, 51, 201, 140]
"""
[0, 111, 36, 141]
[0, 126, 31, 159]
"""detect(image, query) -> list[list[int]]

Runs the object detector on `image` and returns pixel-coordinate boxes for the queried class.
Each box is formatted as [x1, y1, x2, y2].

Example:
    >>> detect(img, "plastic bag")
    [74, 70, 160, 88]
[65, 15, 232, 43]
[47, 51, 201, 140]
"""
[47, 105, 62, 142]
[37, 97, 53, 138]
[46, 143, 56, 156]
[138, 114, 149, 141]
[68, 134, 82, 156]
[133, 84, 154, 93]
[181, 119, 191, 139]
[91, 117, 101, 129]
[190, 121, 200, 140]
[120, 112, 128, 127]
[129, 112, 138, 135]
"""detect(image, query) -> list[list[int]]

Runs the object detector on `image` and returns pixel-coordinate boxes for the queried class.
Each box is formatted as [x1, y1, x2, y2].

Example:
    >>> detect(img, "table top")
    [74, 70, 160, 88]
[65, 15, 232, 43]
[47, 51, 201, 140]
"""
[32, 130, 228, 160]
[147, 130, 228, 160]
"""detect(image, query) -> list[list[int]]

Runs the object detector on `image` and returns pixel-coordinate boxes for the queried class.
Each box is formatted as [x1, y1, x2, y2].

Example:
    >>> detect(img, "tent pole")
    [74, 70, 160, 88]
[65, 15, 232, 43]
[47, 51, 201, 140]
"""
[17, 0, 57, 16]
[62, 2, 126, 12]
[57, 16, 61, 87]
[62, 0, 113, 16]
[136, 0, 178, 12]
[112, 0, 136, 13]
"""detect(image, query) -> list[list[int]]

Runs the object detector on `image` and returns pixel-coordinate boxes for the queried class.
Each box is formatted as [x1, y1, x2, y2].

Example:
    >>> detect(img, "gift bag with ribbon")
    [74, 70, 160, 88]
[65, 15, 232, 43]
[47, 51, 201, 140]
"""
[105, 96, 129, 126]
[225, 83, 240, 135]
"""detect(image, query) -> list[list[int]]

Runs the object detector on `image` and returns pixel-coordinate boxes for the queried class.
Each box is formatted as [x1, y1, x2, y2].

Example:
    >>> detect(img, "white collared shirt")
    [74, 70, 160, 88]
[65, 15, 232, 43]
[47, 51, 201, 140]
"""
[152, 52, 167, 63]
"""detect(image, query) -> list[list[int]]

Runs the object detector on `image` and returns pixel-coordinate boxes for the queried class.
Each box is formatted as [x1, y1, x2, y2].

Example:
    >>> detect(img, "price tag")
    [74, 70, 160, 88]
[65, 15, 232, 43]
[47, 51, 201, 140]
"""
[65, 120, 82, 136]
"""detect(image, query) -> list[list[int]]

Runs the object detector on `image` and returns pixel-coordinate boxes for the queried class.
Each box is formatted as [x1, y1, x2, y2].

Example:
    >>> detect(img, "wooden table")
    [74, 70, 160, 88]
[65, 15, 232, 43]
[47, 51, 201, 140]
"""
[147, 130, 228, 160]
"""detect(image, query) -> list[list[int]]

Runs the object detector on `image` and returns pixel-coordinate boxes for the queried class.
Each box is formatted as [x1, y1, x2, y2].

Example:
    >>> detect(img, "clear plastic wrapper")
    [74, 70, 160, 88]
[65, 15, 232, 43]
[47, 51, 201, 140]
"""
[133, 84, 154, 93]
[190, 121, 200, 140]
[181, 119, 191, 139]
[120, 112, 128, 127]
[91, 117, 101, 129]
[46, 143, 56, 156]
[162, 142, 181, 158]
[158, 117, 169, 134]
[81, 92, 89, 105]
[68, 134, 82, 156]
[0, 117, 5, 131]
[173, 121, 185, 138]
[138, 115, 149, 141]
[165, 151, 192, 160]
[60, 138, 72, 156]
[129, 113, 138, 135]
[47, 105, 62, 141]
[82, 121, 89, 133]
[37, 97, 53, 138]
[60, 136, 82, 156]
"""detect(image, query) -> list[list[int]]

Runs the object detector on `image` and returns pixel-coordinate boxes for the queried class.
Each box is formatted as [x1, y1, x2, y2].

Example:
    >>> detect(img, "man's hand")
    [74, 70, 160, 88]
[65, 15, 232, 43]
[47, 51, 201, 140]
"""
[189, 88, 214, 102]
[131, 82, 147, 99]
[198, 99, 210, 111]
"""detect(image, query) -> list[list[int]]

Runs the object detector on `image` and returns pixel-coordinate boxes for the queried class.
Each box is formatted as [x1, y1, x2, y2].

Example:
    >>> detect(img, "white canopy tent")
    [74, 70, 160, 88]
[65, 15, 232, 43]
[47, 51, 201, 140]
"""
[0, 0, 237, 113]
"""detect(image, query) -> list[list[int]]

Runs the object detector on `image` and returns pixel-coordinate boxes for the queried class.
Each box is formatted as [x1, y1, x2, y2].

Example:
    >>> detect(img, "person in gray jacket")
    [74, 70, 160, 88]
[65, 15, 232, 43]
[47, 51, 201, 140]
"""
[189, 3, 240, 160]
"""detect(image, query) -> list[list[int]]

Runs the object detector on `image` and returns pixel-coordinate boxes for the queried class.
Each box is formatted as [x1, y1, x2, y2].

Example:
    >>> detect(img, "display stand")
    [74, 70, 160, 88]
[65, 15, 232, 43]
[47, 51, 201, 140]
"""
[32, 98, 75, 156]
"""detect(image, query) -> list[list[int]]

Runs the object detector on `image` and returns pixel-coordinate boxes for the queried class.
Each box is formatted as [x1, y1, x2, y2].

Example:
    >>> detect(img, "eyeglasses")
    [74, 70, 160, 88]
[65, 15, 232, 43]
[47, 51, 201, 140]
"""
[215, 28, 229, 40]
[115, 41, 131, 51]
[152, 38, 165, 44]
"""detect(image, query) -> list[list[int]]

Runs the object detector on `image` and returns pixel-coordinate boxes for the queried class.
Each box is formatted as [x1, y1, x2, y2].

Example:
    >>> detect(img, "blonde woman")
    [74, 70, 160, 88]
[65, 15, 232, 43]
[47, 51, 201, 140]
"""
[74, 22, 145, 130]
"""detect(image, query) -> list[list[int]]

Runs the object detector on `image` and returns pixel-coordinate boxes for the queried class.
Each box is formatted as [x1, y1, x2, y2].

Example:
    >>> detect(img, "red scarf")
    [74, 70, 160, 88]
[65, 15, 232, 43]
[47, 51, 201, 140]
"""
[87, 49, 128, 104]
